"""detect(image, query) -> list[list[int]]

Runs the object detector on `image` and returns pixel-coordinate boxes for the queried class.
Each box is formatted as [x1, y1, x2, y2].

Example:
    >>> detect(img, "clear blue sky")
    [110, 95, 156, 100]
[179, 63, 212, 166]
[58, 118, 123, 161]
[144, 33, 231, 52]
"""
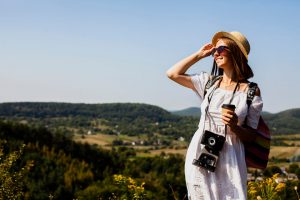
[1, 1, 299, 113]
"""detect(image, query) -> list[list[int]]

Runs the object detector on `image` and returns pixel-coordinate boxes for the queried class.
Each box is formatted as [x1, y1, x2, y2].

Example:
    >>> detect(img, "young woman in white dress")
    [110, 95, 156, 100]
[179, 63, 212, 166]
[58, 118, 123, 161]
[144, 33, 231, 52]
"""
[166, 31, 263, 200]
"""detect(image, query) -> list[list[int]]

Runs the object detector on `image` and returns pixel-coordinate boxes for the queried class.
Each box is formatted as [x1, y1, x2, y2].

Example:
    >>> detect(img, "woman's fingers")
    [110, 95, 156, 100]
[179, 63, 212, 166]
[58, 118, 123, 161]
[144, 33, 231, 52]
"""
[202, 43, 213, 49]
[224, 110, 235, 115]
[222, 112, 238, 126]
[197, 43, 214, 58]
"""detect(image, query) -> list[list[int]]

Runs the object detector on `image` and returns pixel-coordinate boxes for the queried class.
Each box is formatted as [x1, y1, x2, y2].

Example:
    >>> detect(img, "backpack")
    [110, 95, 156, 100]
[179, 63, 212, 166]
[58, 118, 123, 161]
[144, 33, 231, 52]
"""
[204, 78, 271, 170]
[243, 82, 271, 170]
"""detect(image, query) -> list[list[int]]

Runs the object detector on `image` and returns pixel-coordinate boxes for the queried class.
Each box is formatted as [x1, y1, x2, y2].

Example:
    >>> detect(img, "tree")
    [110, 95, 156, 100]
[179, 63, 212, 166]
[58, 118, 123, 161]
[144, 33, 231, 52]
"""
[0, 142, 33, 200]
[288, 163, 299, 173]
[263, 166, 283, 177]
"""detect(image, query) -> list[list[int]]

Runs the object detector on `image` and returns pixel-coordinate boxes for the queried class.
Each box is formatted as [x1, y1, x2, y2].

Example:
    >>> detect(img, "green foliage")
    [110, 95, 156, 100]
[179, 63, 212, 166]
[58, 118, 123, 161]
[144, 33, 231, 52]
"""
[263, 166, 283, 177]
[0, 142, 33, 200]
[263, 108, 300, 134]
[288, 163, 299, 173]
[2, 102, 300, 135]
[0, 120, 188, 199]
[0, 102, 198, 140]
[0, 103, 299, 199]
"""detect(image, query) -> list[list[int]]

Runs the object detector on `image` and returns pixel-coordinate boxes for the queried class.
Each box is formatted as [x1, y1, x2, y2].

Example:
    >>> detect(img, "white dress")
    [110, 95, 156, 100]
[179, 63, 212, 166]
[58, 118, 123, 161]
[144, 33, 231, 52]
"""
[185, 72, 263, 200]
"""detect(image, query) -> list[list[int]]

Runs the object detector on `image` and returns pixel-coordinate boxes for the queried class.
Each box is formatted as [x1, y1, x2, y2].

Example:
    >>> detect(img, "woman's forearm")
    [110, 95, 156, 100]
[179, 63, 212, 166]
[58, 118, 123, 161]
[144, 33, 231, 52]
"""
[166, 52, 203, 78]
[166, 42, 216, 78]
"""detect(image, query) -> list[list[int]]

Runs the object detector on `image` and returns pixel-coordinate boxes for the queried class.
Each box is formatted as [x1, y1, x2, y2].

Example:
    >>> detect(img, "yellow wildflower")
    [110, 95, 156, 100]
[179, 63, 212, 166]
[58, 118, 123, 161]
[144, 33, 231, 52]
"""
[275, 183, 285, 192]
[256, 196, 262, 200]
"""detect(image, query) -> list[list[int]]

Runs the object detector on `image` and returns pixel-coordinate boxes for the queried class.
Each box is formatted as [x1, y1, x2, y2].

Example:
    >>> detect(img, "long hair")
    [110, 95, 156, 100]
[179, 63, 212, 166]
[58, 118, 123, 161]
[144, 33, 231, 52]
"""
[211, 37, 254, 81]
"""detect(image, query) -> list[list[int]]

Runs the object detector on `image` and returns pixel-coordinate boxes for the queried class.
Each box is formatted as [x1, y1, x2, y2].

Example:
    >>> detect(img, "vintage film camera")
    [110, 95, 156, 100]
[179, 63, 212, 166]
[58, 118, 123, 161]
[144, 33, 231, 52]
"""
[192, 130, 226, 172]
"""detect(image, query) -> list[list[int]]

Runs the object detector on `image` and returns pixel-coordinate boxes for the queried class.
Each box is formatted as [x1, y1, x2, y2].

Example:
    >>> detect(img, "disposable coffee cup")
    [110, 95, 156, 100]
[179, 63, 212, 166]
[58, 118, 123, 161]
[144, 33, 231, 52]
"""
[222, 104, 236, 115]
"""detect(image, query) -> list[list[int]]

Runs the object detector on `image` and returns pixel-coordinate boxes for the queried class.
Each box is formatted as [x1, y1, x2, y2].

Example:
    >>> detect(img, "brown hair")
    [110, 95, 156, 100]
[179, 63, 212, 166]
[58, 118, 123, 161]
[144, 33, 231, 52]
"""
[211, 37, 254, 81]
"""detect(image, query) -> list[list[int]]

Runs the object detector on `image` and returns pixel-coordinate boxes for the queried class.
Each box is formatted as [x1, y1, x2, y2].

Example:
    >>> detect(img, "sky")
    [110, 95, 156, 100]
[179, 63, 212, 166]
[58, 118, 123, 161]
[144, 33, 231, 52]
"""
[1, 0, 300, 113]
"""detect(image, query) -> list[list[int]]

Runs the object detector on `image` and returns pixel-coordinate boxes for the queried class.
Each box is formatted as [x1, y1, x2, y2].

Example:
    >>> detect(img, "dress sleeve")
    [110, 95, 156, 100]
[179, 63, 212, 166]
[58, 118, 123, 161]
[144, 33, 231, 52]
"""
[246, 95, 263, 129]
[189, 71, 210, 101]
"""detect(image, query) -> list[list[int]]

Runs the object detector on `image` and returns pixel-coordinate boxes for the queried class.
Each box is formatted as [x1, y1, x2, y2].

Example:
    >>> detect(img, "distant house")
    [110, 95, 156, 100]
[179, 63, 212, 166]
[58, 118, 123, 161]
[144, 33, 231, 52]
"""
[178, 137, 185, 142]
[275, 177, 286, 183]
[255, 177, 263, 182]
[247, 173, 255, 181]
[287, 173, 298, 181]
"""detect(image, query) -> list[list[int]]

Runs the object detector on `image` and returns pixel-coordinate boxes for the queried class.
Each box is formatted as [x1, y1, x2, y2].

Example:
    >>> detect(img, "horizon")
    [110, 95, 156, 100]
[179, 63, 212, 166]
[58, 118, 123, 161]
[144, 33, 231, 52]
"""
[1, 1, 300, 113]
[1, 100, 298, 114]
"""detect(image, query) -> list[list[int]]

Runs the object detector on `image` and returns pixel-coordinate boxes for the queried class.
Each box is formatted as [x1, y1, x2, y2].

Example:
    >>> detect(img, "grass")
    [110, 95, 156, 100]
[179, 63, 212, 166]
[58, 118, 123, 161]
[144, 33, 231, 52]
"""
[73, 133, 300, 162]
[73, 133, 188, 157]
[272, 134, 300, 139]
[73, 133, 119, 149]
[269, 146, 300, 159]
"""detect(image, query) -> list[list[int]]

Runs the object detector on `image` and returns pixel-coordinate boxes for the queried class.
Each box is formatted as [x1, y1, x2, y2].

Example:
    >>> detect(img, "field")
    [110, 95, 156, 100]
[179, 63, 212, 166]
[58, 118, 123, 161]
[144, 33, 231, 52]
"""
[73, 133, 300, 164]
[73, 133, 188, 156]
[269, 146, 300, 159]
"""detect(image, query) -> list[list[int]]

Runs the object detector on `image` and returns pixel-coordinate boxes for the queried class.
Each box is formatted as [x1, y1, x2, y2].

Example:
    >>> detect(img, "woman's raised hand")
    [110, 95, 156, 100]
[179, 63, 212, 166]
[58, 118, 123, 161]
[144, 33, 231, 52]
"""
[196, 43, 214, 59]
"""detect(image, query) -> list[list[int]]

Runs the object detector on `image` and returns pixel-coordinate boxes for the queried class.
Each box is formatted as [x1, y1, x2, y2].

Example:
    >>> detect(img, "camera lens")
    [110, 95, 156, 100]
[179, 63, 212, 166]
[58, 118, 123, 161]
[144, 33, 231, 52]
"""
[207, 158, 215, 166]
[208, 137, 216, 146]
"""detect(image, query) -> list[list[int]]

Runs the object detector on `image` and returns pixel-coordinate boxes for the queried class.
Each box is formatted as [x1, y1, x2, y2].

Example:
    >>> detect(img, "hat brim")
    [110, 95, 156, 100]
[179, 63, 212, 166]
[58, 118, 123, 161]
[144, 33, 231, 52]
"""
[212, 31, 248, 60]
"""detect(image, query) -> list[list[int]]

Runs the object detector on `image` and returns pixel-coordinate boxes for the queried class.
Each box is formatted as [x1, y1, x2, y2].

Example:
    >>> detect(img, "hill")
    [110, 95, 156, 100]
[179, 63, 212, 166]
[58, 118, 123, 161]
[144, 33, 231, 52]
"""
[0, 102, 300, 135]
[0, 102, 198, 139]
[0, 119, 186, 200]
[0, 102, 177, 122]
[171, 107, 201, 117]
[172, 107, 300, 134]
[263, 108, 300, 134]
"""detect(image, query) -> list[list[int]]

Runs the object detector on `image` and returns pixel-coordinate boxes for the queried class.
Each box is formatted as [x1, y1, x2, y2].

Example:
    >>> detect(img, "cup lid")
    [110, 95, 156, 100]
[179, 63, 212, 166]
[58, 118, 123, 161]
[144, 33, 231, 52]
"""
[222, 104, 236, 109]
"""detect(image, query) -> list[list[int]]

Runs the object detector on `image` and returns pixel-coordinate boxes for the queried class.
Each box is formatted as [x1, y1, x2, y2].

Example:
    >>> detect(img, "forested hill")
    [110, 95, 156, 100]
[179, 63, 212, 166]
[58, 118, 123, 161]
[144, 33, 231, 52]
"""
[0, 102, 178, 122]
[0, 119, 186, 199]
[172, 107, 300, 134]
[262, 108, 300, 134]
[0, 102, 300, 134]
[171, 107, 201, 117]
[0, 102, 198, 139]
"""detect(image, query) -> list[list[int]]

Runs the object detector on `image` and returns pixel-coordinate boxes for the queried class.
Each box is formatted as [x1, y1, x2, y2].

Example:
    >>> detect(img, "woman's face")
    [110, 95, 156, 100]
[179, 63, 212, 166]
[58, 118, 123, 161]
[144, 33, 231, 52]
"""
[213, 39, 233, 70]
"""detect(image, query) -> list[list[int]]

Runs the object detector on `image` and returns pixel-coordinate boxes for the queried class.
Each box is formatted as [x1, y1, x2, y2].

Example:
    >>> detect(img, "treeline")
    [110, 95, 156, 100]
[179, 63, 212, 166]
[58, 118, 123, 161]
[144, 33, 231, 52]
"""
[0, 102, 177, 121]
[262, 108, 300, 134]
[0, 102, 198, 140]
[0, 120, 186, 199]
[0, 102, 300, 140]
[1, 102, 300, 136]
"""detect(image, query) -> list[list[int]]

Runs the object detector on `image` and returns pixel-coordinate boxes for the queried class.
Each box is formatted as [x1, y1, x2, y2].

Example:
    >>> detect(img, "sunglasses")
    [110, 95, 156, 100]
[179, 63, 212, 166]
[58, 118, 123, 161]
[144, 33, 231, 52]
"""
[211, 46, 229, 56]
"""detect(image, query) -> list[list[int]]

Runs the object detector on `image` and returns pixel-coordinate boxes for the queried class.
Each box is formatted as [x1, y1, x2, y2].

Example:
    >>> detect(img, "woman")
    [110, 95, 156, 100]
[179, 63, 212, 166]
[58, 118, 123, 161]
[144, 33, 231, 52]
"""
[166, 31, 263, 200]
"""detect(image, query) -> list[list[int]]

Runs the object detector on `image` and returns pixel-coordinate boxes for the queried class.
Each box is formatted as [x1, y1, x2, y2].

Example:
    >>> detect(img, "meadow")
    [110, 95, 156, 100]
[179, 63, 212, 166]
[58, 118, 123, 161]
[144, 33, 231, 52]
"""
[74, 132, 300, 166]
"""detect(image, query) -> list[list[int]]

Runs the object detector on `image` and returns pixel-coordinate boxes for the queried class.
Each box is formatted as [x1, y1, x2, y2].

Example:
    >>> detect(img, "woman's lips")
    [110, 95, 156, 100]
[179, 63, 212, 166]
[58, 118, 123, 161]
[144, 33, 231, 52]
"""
[215, 57, 223, 61]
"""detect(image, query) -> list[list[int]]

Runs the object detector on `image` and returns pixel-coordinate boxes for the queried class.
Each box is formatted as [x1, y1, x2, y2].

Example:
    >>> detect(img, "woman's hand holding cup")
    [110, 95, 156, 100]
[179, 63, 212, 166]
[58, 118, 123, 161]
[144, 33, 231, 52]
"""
[221, 104, 238, 128]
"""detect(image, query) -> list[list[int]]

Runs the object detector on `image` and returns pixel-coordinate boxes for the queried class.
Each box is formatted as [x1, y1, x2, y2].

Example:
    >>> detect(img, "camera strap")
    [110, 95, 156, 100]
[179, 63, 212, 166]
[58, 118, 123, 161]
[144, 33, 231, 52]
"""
[204, 77, 240, 137]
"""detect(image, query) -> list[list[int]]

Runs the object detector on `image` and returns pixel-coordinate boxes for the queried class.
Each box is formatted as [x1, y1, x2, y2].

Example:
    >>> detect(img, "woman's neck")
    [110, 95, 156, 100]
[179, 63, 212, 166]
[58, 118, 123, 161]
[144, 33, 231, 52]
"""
[222, 69, 236, 85]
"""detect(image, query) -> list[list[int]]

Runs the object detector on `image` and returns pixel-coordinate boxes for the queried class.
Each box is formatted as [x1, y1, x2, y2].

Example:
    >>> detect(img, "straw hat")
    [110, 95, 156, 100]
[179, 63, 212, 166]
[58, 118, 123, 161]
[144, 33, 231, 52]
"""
[212, 31, 250, 60]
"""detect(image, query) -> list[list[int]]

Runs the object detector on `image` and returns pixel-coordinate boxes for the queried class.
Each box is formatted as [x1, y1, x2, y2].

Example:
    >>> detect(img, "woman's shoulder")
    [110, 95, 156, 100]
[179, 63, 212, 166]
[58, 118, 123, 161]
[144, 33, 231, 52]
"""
[239, 81, 261, 96]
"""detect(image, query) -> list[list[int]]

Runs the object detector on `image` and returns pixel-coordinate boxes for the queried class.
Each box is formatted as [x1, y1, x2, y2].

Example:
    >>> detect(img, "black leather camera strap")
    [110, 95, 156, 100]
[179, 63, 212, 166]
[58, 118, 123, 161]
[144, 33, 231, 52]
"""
[205, 77, 240, 136]
[206, 77, 240, 108]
